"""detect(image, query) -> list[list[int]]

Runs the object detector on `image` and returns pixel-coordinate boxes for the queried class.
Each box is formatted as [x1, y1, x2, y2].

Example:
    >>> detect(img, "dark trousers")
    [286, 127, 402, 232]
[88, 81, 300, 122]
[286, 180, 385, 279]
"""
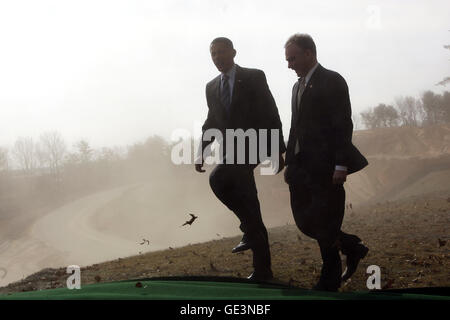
[287, 161, 361, 288]
[209, 163, 271, 272]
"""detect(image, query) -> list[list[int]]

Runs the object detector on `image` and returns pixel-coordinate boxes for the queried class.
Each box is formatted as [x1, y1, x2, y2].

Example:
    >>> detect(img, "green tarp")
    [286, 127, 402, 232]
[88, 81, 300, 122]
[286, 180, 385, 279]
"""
[0, 277, 448, 300]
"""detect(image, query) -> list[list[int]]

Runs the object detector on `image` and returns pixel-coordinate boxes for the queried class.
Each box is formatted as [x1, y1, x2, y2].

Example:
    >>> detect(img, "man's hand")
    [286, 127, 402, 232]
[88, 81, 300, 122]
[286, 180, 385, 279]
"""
[195, 161, 205, 173]
[332, 169, 347, 184]
[284, 165, 290, 183]
[276, 153, 285, 174]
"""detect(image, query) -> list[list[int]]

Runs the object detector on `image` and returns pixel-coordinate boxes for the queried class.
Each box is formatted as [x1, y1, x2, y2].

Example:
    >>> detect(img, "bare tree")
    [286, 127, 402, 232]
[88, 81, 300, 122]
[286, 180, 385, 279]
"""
[35, 143, 49, 169]
[395, 96, 424, 127]
[12, 137, 36, 173]
[437, 76, 450, 87]
[97, 147, 125, 162]
[75, 140, 94, 164]
[352, 113, 360, 131]
[360, 108, 376, 129]
[0, 147, 10, 194]
[39, 131, 67, 184]
[442, 91, 450, 123]
[65, 140, 94, 165]
[436, 39, 449, 86]
[421, 91, 445, 125]
[376, 104, 399, 127]
[360, 104, 400, 129]
[0, 147, 9, 172]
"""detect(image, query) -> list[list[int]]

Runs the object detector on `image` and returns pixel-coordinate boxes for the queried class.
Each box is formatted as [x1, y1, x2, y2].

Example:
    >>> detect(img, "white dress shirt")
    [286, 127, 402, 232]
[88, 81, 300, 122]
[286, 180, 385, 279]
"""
[221, 63, 237, 101]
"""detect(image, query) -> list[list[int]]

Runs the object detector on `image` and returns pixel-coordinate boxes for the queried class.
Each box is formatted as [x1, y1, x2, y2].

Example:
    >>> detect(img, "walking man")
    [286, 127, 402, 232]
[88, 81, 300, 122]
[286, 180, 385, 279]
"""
[195, 37, 286, 281]
[284, 33, 369, 291]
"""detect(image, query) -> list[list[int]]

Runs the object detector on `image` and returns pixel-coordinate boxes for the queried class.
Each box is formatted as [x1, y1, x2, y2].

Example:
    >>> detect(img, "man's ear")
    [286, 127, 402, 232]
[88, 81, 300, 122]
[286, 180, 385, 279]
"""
[305, 49, 313, 58]
[232, 49, 237, 58]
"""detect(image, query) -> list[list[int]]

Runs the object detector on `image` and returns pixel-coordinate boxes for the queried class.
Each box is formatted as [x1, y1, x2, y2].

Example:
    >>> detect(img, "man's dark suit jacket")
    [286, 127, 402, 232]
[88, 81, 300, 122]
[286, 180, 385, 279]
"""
[285, 64, 367, 177]
[201, 64, 286, 165]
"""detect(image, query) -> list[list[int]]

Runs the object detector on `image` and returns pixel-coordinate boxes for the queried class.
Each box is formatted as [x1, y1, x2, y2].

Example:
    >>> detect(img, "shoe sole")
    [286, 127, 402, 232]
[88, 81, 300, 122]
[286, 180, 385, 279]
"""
[342, 246, 369, 281]
[360, 246, 369, 259]
[231, 245, 251, 253]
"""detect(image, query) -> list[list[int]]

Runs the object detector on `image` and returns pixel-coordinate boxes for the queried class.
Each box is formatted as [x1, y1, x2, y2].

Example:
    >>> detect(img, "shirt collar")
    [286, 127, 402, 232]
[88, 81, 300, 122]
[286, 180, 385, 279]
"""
[221, 63, 236, 81]
[300, 62, 319, 85]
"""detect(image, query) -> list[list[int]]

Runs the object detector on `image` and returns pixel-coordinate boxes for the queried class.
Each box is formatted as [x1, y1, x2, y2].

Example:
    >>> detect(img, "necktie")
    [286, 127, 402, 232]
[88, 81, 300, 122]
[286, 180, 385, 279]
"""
[296, 77, 306, 112]
[221, 74, 231, 115]
[295, 77, 306, 155]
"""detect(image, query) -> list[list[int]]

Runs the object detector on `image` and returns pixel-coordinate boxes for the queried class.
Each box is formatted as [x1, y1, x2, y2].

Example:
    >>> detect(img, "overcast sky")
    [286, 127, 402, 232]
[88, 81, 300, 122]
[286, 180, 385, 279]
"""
[0, 0, 449, 150]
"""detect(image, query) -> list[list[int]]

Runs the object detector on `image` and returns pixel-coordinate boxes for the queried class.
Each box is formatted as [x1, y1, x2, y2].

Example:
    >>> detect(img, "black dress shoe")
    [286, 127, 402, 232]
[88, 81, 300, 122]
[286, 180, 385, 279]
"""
[247, 269, 273, 282]
[232, 239, 252, 253]
[342, 243, 369, 281]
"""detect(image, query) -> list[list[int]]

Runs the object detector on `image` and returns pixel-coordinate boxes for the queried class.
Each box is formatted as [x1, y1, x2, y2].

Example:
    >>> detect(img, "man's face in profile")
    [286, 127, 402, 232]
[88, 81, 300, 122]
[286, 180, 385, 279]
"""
[285, 43, 312, 77]
[210, 42, 236, 73]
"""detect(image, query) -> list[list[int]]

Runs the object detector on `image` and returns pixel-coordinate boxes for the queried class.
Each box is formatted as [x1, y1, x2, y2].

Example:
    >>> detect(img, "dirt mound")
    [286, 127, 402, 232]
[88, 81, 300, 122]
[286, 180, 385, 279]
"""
[354, 124, 450, 159]
[1, 193, 448, 294]
[1, 124, 449, 289]
[346, 124, 450, 204]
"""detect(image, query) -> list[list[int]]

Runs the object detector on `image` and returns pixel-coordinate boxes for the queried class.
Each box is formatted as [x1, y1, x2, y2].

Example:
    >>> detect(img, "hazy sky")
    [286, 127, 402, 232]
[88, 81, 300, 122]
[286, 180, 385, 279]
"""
[0, 0, 449, 150]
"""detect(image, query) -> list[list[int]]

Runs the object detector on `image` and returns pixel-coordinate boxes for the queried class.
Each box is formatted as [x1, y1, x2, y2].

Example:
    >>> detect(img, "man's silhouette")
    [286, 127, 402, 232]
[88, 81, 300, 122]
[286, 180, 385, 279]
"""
[195, 37, 285, 281]
[283, 33, 369, 291]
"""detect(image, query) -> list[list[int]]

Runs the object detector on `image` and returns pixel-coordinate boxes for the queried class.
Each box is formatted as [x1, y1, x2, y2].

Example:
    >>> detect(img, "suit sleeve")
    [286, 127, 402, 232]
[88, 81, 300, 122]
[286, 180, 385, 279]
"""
[198, 85, 217, 160]
[254, 70, 286, 155]
[285, 83, 298, 165]
[330, 75, 353, 166]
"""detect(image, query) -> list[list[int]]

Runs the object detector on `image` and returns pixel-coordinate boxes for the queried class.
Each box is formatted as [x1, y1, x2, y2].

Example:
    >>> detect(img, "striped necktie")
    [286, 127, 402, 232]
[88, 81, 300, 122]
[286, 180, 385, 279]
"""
[295, 77, 306, 155]
[221, 74, 231, 115]
[296, 77, 306, 112]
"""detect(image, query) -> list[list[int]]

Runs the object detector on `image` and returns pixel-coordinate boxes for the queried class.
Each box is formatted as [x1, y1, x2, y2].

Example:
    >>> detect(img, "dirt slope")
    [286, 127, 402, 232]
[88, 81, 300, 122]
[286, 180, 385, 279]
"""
[1, 192, 448, 294]
[1, 124, 449, 291]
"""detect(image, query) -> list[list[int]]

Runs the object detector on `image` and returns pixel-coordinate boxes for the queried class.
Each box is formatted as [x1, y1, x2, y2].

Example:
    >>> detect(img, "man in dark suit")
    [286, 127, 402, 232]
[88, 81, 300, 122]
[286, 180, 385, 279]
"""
[283, 34, 369, 291]
[195, 37, 286, 281]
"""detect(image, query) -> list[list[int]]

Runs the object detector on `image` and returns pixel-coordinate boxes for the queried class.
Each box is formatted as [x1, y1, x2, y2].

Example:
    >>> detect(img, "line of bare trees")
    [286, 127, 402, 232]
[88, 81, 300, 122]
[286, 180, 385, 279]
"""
[358, 90, 450, 129]
[0, 133, 174, 218]
[9, 132, 67, 181]
[1, 132, 130, 176]
[0, 130, 176, 183]
[360, 39, 450, 130]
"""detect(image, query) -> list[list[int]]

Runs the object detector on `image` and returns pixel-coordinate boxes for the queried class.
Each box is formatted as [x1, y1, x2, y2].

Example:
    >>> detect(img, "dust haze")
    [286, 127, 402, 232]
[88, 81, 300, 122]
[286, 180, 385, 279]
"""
[1, 1, 450, 288]
[1, 123, 450, 286]
[0, 136, 248, 285]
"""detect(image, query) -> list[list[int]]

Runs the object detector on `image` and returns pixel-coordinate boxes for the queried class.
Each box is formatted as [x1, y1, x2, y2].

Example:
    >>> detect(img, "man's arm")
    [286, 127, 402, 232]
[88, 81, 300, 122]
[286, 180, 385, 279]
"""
[195, 85, 217, 173]
[330, 74, 353, 183]
[253, 70, 286, 173]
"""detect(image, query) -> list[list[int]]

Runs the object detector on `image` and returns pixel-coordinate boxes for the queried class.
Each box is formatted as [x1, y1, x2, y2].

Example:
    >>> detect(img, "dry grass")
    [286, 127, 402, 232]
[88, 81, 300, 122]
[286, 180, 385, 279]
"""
[1, 192, 449, 295]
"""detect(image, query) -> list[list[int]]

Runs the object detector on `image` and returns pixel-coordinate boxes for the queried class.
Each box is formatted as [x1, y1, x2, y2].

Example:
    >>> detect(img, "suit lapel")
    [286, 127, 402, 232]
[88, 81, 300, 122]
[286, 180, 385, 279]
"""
[228, 64, 243, 118]
[292, 81, 300, 124]
[295, 64, 323, 125]
[209, 64, 243, 124]
[210, 75, 228, 122]
[212, 75, 221, 100]
[300, 64, 321, 99]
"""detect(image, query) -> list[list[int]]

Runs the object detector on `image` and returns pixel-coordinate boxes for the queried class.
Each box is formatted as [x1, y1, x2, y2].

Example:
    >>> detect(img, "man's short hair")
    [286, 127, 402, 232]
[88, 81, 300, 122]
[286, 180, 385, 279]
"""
[210, 37, 234, 49]
[285, 33, 316, 56]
